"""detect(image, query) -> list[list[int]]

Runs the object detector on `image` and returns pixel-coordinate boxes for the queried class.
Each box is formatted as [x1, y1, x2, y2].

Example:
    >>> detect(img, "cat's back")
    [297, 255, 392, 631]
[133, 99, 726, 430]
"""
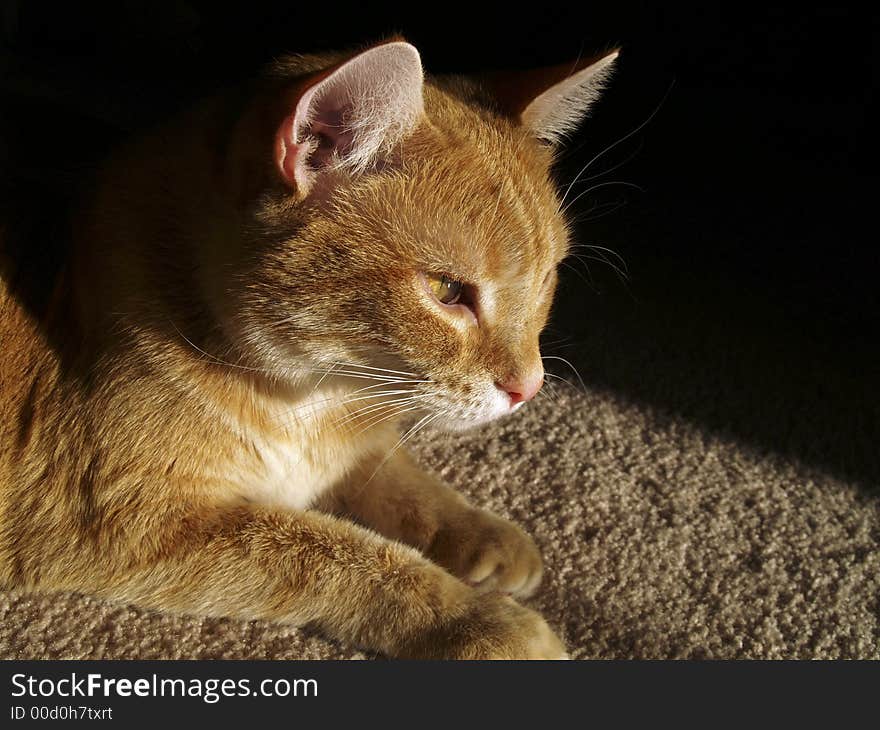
[0, 200, 78, 507]
[0, 232, 53, 436]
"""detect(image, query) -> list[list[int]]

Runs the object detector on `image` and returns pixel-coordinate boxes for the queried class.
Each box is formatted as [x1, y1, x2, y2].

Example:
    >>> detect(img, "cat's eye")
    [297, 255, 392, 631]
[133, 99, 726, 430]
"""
[426, 273, 464, 305]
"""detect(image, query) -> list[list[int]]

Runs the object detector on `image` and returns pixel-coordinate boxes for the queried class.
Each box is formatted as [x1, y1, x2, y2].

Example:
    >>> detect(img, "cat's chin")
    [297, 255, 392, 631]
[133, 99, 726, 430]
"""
[425, 408, 521, 434]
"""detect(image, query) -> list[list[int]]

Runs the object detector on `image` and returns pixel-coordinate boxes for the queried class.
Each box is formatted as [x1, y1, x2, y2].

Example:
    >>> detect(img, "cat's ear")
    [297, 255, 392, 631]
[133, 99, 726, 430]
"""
[485, 49, 619, 144]
[275, 41, 425, 194]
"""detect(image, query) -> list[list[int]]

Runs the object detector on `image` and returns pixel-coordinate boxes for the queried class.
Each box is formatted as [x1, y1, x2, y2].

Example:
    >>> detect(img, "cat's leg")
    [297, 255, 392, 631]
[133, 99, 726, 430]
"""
[17, 502, 565, 659]
[318, 448, 545, 598]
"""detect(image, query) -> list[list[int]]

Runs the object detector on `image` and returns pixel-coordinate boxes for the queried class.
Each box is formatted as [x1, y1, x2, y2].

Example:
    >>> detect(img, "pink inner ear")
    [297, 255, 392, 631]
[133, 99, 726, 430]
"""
[275, 113, 301, 187]
[308, 106, 355, 168]
[274, 82, 323, 190]
[272, 40, 425, 192]
[275, 86, 356, 189]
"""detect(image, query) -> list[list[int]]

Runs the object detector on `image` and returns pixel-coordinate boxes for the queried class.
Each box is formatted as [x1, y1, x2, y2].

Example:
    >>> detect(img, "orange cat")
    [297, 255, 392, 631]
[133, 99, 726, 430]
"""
[0, 39, 617, 659]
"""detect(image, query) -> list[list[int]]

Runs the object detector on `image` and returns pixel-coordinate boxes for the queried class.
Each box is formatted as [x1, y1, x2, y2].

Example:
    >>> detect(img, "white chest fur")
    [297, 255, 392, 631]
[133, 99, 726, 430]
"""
[227, 391, 373, 511]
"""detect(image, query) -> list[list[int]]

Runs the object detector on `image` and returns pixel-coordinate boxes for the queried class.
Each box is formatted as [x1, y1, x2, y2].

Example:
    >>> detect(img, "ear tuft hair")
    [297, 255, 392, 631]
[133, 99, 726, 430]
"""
[521, 50, 619, 144]
[482, 49, 620, 145]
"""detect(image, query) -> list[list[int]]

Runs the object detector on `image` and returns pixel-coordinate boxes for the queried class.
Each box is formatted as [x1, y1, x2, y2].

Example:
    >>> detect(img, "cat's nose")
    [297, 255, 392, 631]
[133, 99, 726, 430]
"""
[496, 370, 544, 407]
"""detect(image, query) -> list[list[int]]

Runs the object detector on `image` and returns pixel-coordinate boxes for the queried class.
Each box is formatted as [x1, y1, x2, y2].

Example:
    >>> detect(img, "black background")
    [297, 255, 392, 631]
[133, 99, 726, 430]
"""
[1, 3, 877, 489]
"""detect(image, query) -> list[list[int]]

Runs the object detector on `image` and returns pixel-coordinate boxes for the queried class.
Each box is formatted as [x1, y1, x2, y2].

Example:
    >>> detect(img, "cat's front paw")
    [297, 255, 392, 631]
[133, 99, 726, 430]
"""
[427, 507, 544, 598]
[406, 593, 567, 660]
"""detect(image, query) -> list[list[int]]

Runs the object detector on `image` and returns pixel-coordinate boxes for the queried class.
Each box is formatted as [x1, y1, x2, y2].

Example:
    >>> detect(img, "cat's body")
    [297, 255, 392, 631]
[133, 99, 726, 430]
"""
[0, 41, 617, 658]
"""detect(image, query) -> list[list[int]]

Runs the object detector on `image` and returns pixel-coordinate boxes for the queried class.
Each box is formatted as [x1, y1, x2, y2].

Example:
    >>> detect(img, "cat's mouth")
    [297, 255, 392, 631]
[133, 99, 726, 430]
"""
[406, 379, 523, 433]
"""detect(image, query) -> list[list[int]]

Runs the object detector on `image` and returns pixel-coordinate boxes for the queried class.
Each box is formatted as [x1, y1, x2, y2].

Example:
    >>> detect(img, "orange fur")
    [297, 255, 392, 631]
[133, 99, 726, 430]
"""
[0, 41, 616, 658]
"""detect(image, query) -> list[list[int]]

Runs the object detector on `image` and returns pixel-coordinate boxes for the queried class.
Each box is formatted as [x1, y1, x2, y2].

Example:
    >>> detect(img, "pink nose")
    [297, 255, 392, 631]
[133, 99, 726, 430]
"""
[496, 371, 544, 406]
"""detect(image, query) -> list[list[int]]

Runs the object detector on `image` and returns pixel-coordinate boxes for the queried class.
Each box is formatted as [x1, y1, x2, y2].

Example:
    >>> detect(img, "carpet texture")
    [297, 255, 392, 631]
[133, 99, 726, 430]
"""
[2, 383, 877, 659]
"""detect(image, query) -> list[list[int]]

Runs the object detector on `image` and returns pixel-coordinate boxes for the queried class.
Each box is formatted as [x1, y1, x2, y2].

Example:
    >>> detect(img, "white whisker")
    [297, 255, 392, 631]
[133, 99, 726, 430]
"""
[541, 355, 587, 392]
[358, 412, 439, 491]
[561, 180, 644, 218]
[334, 395, 425, 429]
[325, 360, 420, 377]
[559, 81, 674, 209]
[561, 260, 596, 291]
[346, 402, 426, 440]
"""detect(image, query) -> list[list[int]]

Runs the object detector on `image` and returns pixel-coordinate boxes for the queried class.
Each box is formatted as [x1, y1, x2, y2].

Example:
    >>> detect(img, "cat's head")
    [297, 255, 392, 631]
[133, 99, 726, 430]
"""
[227, 40, 617, 431]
